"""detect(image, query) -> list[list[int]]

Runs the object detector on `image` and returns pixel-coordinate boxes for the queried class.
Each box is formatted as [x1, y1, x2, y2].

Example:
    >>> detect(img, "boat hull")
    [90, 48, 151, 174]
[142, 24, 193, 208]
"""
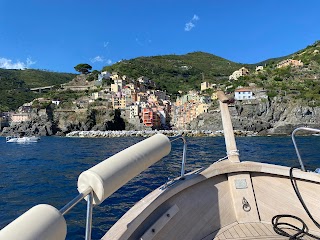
[103, 161, 320, 240]
[6, 136, 40, 143]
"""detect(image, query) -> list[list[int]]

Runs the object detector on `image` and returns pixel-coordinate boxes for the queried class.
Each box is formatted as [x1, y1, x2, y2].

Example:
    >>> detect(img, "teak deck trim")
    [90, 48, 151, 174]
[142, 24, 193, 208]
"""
[103, 161, 320, 240]
[210, 221, 319, 240]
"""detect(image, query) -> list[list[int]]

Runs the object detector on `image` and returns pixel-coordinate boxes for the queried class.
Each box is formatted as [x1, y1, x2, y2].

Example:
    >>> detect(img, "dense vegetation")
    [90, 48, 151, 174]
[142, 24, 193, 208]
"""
[233, 41, 320, 105]
[74, 63, 92, 74]
[1, 41, 320, 112]
[103, 52, 254, 95]
[0, 69, 75, 111]
[103, 42, 320, 105]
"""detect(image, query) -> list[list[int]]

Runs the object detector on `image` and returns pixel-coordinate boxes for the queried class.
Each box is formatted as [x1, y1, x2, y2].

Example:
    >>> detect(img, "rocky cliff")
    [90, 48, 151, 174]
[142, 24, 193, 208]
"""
[1, 98, 320, 137]
[189, 97, 320, 135]
[1, 107, 114, 136]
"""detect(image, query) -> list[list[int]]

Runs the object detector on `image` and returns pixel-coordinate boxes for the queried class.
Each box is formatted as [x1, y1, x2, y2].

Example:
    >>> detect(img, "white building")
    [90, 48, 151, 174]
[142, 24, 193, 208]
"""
[52, 100, 61, 106]
[229, 67, 249, 80]
[129, 105, 140, 119]
[234, 88, 254, 100]
[98, 71, 111, 81]
[255, 66, 264, 72]
[158, 109, 166, 126]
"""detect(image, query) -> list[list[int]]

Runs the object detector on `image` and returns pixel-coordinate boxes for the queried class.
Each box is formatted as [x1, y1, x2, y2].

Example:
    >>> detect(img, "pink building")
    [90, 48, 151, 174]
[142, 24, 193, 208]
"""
[10, 113, 31, 123]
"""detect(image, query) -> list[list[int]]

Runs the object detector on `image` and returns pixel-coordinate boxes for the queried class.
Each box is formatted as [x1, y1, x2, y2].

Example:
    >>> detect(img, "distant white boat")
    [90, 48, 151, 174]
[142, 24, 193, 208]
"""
[6, 136, 40, 143]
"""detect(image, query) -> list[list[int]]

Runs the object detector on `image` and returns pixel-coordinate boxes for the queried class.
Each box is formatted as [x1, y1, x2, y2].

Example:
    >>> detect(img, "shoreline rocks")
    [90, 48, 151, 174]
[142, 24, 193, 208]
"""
[66, 129, 260, 138]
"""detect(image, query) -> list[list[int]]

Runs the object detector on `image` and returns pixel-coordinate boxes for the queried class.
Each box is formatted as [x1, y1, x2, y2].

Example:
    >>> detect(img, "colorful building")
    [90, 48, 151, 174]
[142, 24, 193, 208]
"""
[141, 108, 160, 128]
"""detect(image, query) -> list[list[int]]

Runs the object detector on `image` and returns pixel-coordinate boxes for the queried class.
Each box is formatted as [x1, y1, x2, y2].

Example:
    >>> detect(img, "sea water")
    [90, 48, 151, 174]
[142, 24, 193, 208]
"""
[0, 135, 319, 239]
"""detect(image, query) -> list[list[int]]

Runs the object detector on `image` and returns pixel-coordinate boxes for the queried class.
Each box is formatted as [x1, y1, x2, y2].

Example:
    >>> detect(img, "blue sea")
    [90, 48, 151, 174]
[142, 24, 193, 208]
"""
[0, 135, 320, 239]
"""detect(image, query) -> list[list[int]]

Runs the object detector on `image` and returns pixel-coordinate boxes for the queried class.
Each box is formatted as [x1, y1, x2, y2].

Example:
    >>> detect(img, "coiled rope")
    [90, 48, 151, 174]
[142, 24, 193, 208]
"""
[272, 167, 320, 239]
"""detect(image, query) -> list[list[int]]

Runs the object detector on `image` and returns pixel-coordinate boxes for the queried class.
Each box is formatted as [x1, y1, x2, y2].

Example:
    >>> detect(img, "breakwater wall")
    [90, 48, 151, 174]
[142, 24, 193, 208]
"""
[66, 129, 255, 138]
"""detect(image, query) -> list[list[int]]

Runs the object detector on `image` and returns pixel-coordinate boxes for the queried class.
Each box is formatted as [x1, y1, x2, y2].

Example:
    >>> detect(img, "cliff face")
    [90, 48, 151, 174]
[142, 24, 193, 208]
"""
[189, 98, 320, 135]
[1, 98, 320, 136]
[1, 108, 57, 136]
[1, 107, 132, 136]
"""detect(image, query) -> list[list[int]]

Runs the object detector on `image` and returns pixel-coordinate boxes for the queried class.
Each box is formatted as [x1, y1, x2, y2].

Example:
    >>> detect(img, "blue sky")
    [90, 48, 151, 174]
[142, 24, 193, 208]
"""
[1, 0, 320, 73]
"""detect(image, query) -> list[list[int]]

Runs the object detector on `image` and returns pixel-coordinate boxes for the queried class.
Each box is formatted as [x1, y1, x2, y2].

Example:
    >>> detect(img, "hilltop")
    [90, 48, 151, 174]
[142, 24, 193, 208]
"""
[102, 52, 254, 95]
[102, 41, 320, 104]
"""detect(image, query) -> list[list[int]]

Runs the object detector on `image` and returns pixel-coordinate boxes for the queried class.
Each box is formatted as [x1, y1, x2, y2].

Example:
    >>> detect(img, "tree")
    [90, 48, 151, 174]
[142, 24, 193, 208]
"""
[74, 63, 92, 74]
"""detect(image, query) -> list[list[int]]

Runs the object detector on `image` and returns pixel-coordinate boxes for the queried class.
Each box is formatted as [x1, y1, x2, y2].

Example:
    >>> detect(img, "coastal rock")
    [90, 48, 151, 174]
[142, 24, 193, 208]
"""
[2, 97, 320, 137]
[189, 98, 320, 135]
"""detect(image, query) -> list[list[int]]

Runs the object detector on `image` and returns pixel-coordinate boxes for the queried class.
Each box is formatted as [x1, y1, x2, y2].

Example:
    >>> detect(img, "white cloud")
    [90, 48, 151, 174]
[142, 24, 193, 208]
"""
[90, 56, 104, 63]
[184, 14, 200, 32]
[26, 58, 36, 66]
[0, 57, 36, 69]
[90, 56, 112, 65]
[185, 22, 195, 32]
[192, 14, 199, 21]
[103, 41, 109, 48]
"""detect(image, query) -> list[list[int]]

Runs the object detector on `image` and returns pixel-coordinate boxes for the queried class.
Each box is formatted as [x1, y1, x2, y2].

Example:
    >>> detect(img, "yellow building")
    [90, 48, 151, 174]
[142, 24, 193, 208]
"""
[211, 92, 217, 100]
[201, 82, 213, 91]
[196, 103, 209, 116]
[112, 96, 126, 109]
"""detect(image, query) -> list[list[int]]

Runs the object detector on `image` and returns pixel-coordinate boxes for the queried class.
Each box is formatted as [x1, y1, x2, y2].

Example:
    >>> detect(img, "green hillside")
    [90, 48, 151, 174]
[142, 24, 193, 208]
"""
[257, 41, 320, 67]
[0, 69, 75, 111]
[233, 41, 320, 104]
[1, 41, 320, 112]
[103, 42, 320, 105]
[103, 52, 254, 94]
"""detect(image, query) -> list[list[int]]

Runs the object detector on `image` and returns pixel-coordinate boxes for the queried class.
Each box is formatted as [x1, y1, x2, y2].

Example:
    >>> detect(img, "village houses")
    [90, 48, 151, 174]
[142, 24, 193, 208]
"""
[229, 67, 250, 80]
[5, 61, 280, 130]
[107, 73, 171, 129]
[171, 90, 211, 128]
[276, 59, 303, 68]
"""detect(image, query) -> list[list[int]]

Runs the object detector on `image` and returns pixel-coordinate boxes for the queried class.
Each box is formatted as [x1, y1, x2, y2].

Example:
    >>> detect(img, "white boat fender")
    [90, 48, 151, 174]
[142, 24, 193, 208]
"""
[77, 133, 171, 205]
[0, 204, 67, 240]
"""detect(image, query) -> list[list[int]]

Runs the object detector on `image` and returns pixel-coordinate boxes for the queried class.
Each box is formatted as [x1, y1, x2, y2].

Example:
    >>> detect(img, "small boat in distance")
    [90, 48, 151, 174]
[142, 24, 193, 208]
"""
[6, 135, 40, 143]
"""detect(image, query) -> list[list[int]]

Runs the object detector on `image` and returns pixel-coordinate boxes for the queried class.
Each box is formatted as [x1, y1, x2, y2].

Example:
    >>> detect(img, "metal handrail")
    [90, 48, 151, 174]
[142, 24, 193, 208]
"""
[58, 134, 187, 240]
[170, 135, 187, 179]
[291, 127, 320, 171]
[59, 187, 93, 240]
[85, 192, 93, 240]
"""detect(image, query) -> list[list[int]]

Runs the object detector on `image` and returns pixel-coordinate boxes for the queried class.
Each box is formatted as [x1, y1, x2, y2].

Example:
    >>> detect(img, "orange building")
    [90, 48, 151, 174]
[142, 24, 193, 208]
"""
[142, 108, 160, 128]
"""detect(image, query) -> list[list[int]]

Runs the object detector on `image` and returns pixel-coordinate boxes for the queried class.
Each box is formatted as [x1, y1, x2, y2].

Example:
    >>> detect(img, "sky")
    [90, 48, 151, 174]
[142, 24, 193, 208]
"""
[1, 0, 320, 73]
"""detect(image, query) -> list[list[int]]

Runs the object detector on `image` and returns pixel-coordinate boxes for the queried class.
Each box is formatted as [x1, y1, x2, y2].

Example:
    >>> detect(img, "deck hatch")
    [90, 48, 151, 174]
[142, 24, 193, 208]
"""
[234, 179, 248, 189]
